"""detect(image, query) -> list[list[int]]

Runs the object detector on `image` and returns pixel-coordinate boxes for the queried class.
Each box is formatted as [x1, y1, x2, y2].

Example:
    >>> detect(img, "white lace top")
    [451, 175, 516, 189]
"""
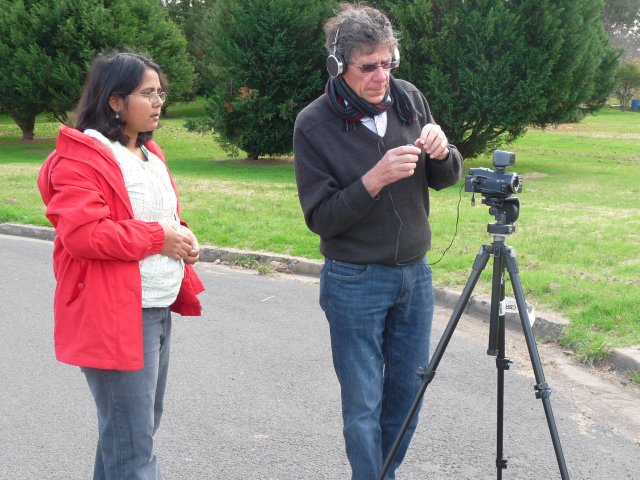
[84, 129, 184, 308]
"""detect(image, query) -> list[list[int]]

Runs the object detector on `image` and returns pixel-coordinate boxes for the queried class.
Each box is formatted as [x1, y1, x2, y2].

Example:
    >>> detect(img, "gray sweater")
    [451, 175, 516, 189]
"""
[293, 79, 463, 265]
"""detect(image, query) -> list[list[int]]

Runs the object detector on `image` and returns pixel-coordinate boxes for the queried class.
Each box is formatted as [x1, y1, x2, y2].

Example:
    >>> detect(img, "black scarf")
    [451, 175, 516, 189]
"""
[326, 75, 419, 128]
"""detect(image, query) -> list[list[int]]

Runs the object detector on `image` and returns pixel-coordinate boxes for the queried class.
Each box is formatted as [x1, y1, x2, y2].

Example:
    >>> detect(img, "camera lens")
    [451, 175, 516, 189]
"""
[510, 174, 522, 193]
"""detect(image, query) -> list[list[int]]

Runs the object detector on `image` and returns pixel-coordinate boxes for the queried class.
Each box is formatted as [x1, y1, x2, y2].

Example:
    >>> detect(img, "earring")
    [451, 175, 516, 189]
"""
[114, 111, 120, 120]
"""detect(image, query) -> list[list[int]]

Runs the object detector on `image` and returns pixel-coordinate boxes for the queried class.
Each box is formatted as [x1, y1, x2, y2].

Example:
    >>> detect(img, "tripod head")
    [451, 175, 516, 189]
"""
[484, 196, 519, 236]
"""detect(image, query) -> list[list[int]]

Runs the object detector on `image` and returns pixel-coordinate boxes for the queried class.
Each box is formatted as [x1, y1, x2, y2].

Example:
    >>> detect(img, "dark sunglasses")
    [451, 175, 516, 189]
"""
[351, 60, 399, 74]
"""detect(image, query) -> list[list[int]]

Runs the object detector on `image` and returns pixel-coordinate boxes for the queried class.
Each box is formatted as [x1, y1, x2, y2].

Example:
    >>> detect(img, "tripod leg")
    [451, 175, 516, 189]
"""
[503, 247, 570, 480]
[490, 245, 510, 479]
[487, 243, 504, 356]
[376, 246, 492, 480]
[495, 306, 511, 480]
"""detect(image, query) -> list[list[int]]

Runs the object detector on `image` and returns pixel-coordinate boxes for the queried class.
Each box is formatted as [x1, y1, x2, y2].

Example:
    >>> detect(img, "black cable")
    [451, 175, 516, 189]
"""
[428, 181, 464, 266]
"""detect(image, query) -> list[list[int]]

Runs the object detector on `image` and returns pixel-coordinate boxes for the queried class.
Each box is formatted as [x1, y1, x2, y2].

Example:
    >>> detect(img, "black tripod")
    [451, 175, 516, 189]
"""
[377, 195, 570, 480]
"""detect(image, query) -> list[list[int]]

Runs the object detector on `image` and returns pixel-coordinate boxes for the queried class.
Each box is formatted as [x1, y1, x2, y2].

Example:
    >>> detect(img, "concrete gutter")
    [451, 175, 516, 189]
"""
[2, 222, 638, 376]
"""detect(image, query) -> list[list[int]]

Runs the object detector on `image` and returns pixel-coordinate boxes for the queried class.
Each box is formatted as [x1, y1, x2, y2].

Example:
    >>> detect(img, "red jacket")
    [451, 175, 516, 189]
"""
[38, 125, 205, 370]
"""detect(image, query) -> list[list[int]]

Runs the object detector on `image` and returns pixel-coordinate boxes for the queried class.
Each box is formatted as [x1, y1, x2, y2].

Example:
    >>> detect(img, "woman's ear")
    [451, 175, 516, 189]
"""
[108, 95, 123, 115]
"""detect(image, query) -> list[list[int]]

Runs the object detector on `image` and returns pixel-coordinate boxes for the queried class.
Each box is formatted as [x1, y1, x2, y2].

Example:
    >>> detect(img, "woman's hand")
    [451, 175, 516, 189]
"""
[160, 223, 194, 261]
[180, 226, 201, 265]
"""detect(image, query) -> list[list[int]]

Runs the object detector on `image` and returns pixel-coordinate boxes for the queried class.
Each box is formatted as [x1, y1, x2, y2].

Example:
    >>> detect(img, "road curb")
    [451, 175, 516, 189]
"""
[3, 222, 639, 377]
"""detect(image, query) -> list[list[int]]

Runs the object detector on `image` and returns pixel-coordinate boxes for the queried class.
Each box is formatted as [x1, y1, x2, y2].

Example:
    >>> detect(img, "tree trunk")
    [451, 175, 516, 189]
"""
[247, 151, 259, 161]
[10, 113, 36, 141]
[21, 121, 35, 141]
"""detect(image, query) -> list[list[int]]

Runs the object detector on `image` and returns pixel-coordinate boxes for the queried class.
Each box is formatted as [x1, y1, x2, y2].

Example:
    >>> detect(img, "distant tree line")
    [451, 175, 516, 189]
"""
[615, 62, 640, 110]
[602, 0, 640, 62]
[0, 0, 634, 158]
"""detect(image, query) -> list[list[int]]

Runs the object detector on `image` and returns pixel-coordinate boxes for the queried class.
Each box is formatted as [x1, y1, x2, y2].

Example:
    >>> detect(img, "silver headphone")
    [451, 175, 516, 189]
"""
[326, 28, 344, 77]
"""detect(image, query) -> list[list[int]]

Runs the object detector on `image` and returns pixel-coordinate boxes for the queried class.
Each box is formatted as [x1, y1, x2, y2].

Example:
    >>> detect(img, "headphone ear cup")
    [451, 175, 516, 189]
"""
[392, 47, 400, 69]
[326, 52, 344, 77]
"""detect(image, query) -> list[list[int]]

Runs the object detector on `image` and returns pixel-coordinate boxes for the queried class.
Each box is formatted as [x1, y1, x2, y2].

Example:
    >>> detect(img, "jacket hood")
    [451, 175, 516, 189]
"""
[39, 126, 127, 204]
[38, 126, 164, 216]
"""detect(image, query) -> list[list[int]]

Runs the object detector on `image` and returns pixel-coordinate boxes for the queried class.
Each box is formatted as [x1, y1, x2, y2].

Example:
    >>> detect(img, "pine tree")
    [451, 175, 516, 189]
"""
[380, 0, 617, 158]
[110, 0, 195, 104]
[534, 0, 613, 124]
[0, 0, 194, 140]
[189, 0, 335, 160]
[164, 0, 217, 95]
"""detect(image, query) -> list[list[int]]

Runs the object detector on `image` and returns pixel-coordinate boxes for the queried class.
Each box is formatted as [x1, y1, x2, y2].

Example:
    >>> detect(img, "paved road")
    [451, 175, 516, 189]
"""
[1, 234, 639, 479]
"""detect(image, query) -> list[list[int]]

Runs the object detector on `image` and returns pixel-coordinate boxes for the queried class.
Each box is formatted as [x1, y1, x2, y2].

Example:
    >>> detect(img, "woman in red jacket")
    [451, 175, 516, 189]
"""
[38, 51, 205, 480]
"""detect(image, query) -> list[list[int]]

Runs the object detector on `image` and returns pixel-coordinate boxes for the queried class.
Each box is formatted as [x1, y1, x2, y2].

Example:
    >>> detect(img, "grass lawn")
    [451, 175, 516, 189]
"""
[0, 104, 638, 365]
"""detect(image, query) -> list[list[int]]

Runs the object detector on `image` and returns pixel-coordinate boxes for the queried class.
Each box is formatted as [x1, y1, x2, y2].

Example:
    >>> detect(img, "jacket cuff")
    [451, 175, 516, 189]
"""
[352, 178, 379, 206]
[147, 223, 165, 255]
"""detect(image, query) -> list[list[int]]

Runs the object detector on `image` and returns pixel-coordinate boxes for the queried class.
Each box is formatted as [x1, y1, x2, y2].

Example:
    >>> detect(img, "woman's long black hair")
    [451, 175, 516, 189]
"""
[75, 51, 167, 148]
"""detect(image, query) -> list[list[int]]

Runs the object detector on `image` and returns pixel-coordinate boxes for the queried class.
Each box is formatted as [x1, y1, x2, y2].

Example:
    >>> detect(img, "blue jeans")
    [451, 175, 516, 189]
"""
[320, 258, 434, 480]
[82, 307, 172, 480]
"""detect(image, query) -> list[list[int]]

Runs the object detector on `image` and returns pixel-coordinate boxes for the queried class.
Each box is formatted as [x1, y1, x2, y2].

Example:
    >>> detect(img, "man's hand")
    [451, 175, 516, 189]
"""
[415, 123, 449, 161]
[362, 144, 422, 197]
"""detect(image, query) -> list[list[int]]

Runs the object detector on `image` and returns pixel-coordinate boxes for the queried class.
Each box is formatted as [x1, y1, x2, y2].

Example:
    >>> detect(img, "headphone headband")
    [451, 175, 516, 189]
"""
[331, 28, 340, 55]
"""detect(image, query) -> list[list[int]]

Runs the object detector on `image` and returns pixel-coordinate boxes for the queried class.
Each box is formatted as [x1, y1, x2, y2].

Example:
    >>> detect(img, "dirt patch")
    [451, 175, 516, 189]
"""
[530, 124, 575, 132]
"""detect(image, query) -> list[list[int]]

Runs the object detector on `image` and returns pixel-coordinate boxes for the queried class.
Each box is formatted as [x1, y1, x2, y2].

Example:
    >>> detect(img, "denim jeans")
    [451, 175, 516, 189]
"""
[82, 307, 172, 480]
[320, 258, 434, 480]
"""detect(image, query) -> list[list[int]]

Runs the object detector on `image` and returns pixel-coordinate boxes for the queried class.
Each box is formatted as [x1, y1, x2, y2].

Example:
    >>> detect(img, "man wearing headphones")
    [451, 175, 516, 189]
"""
[293, 4, 463, 479]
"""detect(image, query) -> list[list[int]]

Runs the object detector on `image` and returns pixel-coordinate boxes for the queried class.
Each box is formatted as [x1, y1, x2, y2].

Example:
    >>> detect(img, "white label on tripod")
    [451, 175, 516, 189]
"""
[504, 298, 517, 315]
[503, 298, 536, 326]
[529, 304, 536, 326]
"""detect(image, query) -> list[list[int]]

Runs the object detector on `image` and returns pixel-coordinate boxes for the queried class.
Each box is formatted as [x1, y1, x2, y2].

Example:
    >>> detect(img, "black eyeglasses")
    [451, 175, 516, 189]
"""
[350, 60, 399, 74]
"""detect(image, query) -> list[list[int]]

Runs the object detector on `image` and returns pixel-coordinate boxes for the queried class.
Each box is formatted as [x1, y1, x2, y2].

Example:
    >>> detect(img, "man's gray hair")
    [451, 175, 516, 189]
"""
[324, 3, 398, 65]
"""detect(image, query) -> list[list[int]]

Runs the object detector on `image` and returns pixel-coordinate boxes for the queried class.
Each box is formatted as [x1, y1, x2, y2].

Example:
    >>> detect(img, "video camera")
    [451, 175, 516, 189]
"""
[465, 151, 523, 231]
[465, 151, 522, 198]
